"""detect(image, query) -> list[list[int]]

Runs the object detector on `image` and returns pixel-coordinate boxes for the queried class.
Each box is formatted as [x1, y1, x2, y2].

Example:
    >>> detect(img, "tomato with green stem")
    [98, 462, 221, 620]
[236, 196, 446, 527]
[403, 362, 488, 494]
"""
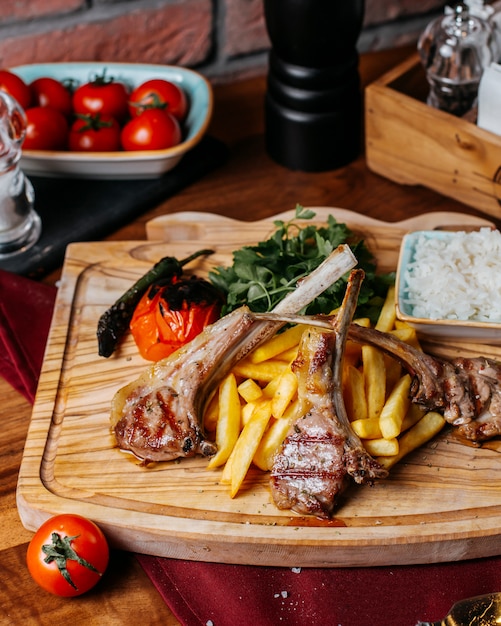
[27, 514, 109, 597]
[69, 113, 121, 152]
[128, 78, 188, 121]
[73, 70, 129, 122]
[120, 108, 181, 151]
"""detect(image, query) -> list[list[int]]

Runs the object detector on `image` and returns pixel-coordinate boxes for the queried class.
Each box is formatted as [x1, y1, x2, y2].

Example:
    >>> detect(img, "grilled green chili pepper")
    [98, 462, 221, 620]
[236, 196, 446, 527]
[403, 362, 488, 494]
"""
[97, 248, 214, 357]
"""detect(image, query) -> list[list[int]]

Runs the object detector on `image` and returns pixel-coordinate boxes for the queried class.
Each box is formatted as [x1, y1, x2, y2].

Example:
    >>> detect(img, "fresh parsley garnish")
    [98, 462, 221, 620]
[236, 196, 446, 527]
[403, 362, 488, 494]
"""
[208, 205, 395, 323]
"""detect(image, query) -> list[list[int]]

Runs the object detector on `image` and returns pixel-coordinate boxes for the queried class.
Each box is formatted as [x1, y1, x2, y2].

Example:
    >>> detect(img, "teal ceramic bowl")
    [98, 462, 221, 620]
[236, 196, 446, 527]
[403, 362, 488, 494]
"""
[396, 229, 501, 344]
[10, 62, 213, 179]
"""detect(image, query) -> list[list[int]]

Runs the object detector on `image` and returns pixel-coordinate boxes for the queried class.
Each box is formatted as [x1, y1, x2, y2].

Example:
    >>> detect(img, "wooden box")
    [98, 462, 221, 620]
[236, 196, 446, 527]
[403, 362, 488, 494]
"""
[365, 53, 501, 220]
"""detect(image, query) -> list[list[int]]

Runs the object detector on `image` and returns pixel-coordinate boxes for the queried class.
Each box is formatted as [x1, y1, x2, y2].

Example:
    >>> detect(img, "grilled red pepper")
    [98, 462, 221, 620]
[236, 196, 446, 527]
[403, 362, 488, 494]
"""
[97, 249, 214, 358]
[130, 275, 224, 361]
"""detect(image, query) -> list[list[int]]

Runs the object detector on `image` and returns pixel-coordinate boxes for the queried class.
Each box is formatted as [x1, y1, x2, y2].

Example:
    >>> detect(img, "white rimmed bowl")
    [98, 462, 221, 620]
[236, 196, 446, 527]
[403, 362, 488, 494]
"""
[395, 229, 501, 344]
[11, 62, 213, 180]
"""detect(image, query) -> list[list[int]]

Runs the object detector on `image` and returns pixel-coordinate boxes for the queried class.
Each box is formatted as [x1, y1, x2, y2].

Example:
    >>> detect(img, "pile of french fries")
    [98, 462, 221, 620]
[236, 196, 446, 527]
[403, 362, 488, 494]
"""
[203, 286, 446, 499]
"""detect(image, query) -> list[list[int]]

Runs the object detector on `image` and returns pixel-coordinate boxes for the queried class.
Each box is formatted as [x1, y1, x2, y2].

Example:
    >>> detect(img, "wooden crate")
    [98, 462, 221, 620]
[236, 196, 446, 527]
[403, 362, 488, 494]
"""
[365, 53, 501, 220]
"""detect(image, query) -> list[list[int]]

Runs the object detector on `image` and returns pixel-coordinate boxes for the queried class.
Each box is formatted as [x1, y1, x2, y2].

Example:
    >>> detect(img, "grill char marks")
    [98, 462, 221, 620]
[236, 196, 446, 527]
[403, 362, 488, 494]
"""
[114, 386, 209, 461]
[271, 332, 349, 518]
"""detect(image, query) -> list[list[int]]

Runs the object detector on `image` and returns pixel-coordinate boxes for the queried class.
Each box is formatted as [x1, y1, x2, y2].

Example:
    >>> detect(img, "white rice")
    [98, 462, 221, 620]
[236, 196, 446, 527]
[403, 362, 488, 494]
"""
[402, 228, 501, 322]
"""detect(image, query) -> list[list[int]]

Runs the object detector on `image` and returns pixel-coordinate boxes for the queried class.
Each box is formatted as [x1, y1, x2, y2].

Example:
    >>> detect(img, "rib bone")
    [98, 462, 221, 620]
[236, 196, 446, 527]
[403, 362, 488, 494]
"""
[111, 245, 357, 463]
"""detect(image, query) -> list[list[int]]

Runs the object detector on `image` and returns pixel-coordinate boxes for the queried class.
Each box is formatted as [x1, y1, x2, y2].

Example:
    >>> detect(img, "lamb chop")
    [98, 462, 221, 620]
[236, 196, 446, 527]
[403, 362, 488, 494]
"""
[110, 244, 357, 463]
[261, 313, 501, 443]
[348, 324, 501, 443]
[270, 270, 388, 519]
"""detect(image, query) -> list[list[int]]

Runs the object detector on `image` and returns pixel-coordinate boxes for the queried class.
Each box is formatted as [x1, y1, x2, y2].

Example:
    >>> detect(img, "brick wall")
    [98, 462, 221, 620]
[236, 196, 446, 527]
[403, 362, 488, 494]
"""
[0, 0, 450, 83]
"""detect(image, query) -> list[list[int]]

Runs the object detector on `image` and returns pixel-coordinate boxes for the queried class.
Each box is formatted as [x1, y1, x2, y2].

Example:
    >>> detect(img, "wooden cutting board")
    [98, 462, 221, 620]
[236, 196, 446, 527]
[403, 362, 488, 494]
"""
[17, 207, 501, 568]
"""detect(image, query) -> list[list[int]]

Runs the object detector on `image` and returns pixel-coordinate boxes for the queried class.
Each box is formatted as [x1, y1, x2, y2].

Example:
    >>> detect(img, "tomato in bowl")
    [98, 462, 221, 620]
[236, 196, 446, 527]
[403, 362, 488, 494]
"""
[9, 62, 213, 179]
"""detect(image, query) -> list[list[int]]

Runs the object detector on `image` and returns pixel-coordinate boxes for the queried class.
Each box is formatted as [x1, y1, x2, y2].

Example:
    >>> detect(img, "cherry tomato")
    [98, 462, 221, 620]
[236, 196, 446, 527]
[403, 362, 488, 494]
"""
[128, 78, 188, 121]
[69, 113, 121, 152]
[27, 514, 109, 597]
[130, 276, 223, 361]
[120, 108, 181, 151]
[0, 69, 31, 110]
[23, 106, 69, 150]
[73, 71, 129, 122]
[30, 76, 73, 117]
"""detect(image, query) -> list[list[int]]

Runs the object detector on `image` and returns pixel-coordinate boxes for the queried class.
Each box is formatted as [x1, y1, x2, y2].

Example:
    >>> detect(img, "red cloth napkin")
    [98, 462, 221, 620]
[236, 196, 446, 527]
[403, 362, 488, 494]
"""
[0, 268, 56, 403]
[3, 268, 500, 626]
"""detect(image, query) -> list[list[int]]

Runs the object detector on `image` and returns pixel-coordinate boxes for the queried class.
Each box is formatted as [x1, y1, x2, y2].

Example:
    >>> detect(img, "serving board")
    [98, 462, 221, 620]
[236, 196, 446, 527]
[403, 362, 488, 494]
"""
[17, 207, 501, 568]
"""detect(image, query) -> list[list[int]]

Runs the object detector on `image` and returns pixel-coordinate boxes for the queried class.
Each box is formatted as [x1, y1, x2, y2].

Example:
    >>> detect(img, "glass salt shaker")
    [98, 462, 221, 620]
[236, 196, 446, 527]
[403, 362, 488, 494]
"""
[418, 1, 497, 116]
[0, 90, 40, 258]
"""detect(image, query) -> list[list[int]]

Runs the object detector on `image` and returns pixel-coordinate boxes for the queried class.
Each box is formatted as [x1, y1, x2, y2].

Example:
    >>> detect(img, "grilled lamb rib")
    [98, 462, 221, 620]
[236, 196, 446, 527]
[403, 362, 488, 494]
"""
[261, 315, 501, 443]
[348, 324, 501, 442]
[111, 245, 357, 463]
[270, 270, 388, 519]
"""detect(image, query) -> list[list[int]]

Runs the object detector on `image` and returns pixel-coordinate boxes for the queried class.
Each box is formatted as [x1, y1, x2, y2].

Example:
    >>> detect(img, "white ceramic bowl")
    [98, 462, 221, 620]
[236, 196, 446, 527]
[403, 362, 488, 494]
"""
[395, 230, 501, 344]
[11, 62, 213, 179]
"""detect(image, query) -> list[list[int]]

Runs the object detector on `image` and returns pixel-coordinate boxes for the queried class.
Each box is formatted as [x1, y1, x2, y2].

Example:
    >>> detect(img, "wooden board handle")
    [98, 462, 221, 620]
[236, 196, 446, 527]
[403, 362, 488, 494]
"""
[146, 207, 494, 242]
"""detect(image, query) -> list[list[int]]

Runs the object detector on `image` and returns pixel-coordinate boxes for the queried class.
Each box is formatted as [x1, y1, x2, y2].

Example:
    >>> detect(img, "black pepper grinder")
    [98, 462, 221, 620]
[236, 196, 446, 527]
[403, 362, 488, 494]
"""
[264, 0, 365, 172]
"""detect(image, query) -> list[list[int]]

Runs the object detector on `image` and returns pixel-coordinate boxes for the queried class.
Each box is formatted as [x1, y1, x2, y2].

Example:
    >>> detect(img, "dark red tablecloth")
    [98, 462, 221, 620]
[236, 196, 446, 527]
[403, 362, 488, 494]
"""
[3, 268, 500, 626]
[135, 553, 501, 626]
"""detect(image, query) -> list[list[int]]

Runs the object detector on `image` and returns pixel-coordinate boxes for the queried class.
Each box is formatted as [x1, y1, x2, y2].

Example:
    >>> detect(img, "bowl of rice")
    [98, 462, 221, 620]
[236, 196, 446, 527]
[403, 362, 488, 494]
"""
[395, 228, 501, 344]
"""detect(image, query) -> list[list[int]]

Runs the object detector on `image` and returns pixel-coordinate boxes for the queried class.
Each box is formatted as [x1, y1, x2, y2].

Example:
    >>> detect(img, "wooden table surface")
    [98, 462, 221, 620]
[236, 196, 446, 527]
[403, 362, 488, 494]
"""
[1, 45, 495, 625]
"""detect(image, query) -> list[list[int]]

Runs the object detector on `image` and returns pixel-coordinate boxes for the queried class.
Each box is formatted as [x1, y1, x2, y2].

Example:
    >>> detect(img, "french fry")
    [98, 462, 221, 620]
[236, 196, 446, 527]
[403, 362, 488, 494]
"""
[263, 375, 281, 398]
[383, 354, 402, 397]
[249, 324, 306, 363]
[237, 378, 263, 403]
[379, 373, 411, 439]
[354, 317, 372, 327]
[393, 320, 423, 352]
[206, 373, 241, 469]
[344, 318, 371, 368]
[389, 327, 415, 343]
[233, 358, 287, 382]
[203, 391, 219, 432]
[271, 366, 298, 419]
[363, 437, 399, 457]
[222, 399, 279, 480]
[400, 403, 426, 432]
[351, 416, 382, 439]
[344, 341, 362, 369]
[394, 319, 411, 330]
[229, 400, 273, 497]
[253, 403, 298, 470]
[219, 450, 233, 484]
[376, 411, 446, 469]
[362, 345, 386, 420]
[343, 365, 368, 422]
[375, 285, 396, 332]
[390, 327, 422, 351]
[280, 398, 301, 422]
[274, 346, 299, 362]
[241, 400, 258, 427]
